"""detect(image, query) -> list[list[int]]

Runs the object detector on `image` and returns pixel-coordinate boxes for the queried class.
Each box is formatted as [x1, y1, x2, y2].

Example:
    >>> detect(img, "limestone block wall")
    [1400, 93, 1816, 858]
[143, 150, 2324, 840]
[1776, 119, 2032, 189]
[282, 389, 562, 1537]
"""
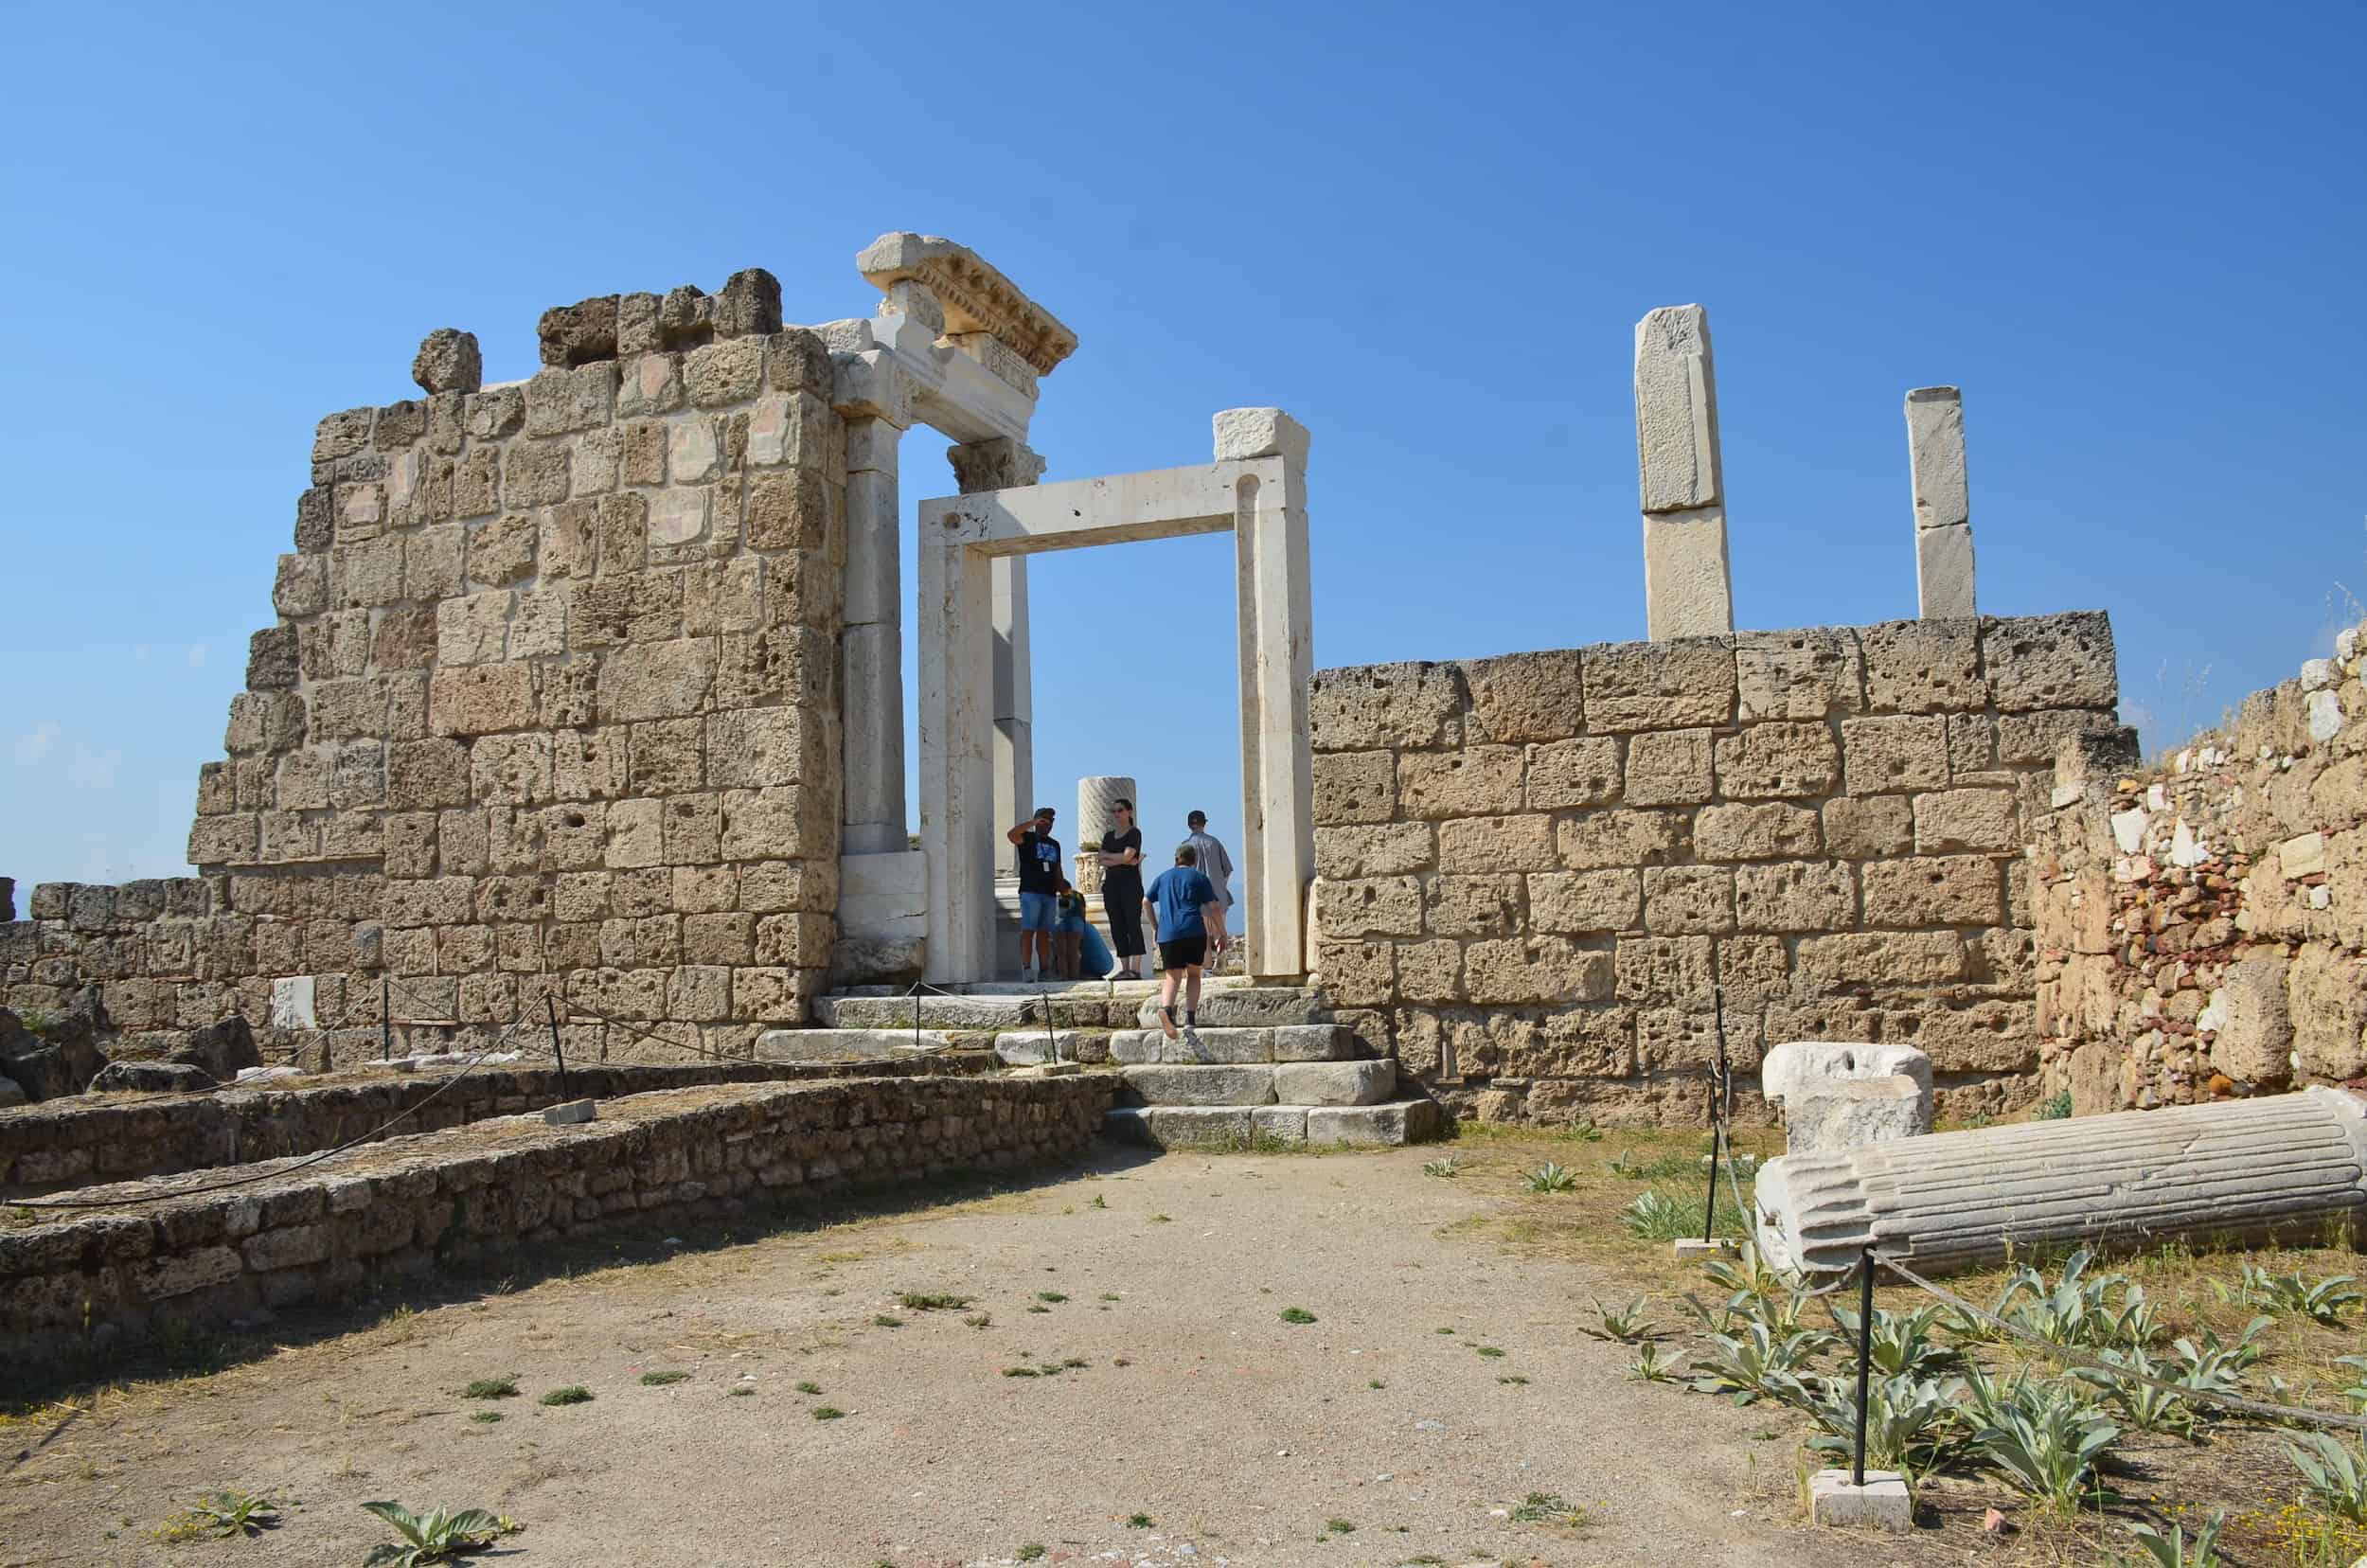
[0, 1075, 1113, 1363]
[1308, 614, 2120, 1126]
[2031, 619, 2367, 1114]
[1, 272, 851, 1062]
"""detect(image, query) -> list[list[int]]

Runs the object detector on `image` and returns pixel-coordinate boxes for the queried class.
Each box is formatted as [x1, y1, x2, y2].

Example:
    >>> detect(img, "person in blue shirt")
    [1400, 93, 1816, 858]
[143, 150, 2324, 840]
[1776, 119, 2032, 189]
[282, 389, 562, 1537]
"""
[1143, 844, 1228, 1039]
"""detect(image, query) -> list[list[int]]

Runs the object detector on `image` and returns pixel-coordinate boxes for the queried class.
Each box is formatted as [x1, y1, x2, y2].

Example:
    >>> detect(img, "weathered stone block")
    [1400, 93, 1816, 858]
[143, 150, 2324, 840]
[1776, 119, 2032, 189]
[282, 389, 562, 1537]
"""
[1643, 865, 1734, 934]
[1625, 729, 1713, 806]
[504, 441, 570, 508]
[1307, 1100, 1442, 1147]
[1437, 813, 1557, 873]
[596, 638, 716, 723]
[1423, 874, 1522, 937]
[1794, 931, 1967, 991]
[1310, 751, 1395, 826]
[1613, 935, 1714, 1008]
[1123, 1064, 1275, 1106]
[1313, 822, 1434, 879]
[429, 664, 537, 737]
[1316, 876, 1424, 938]
[1983, 612, 2116, 711]
[1395, 938, 1464, 1002]
[1312, 938, 1392, 1006]
[1527, 869, 1640, 934]
[1735, 861, 1856, 932]
[1841, 716, 1949, 793]
[2287, 945, 2367, 1079]
[1524, 737, 1622, 810]
[1735, 627, 1864, 721]
[1555, 809, 1687, 870]
[1696, 802, 1821, 861]
[1581, 637, 1735, 730]
[1273, 1060, 1395, 1107]
[1461, 650, 1583, 742]
[1860, 855, 2001, 927]
[685, 337, 764, 407]
[1714, 722, 1840, 799]
[245, 626, 299, 691]
[1860, 618, 1984, 714]
[1397, 746, 1523, 819]
[412, 328, 482, 394]
[1308, 661, 1464, 752]
[1822, 795, 1913, 859]
[1911, 789, 2018, 854]
[2209, 954, 2291, 1083]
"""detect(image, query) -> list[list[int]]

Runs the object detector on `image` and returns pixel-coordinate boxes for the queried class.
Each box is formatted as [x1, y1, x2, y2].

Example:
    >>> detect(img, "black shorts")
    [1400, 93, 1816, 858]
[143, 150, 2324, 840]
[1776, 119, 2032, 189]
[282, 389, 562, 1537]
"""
[1158, 935, 1207, 971]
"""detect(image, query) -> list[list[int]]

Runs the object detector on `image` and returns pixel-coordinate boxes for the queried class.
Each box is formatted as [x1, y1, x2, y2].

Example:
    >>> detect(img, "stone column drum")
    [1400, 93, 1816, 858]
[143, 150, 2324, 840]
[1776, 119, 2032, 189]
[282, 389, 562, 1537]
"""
[1755, 1086, 2367, 1275]
[1075, 775, 1136, 896]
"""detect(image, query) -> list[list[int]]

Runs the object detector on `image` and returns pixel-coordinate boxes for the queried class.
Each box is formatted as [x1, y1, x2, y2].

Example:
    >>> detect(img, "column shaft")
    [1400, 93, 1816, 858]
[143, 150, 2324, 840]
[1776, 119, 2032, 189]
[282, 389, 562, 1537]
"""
[1906, 386, 1976, 618]
[1635, 305, 1735, 639]
[841, 417, 908, 853]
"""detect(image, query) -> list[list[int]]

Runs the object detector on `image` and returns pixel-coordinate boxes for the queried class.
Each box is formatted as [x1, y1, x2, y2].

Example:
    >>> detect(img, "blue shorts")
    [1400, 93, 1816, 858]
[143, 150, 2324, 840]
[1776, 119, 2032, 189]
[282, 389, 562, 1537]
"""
[1055, 910, 1090, 935]
[1019, 891, 1059, 932]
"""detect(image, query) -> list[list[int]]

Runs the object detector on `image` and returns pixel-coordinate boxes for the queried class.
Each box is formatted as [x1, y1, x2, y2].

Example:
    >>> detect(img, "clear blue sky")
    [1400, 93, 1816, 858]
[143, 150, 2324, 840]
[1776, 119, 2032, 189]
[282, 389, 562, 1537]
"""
[3, 1, 2361, 893]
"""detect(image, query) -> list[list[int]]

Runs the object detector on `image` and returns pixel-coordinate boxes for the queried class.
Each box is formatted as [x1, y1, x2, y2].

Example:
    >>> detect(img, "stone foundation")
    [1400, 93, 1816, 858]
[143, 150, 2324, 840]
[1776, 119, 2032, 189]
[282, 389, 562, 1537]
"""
[0, 1074, 1112, 1360]
[0, 1054, 995, 1198]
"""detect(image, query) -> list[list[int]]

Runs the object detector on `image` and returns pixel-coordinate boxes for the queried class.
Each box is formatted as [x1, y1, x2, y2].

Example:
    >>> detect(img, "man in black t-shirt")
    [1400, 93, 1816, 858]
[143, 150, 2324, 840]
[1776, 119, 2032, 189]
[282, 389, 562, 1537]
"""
[1006, 807, 1062, 980]
[1095, 798, 1146, 979]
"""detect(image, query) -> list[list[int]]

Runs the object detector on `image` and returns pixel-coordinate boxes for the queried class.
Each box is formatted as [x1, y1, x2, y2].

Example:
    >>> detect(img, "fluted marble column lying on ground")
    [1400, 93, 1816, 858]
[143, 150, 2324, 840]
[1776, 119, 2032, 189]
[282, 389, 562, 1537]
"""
[1755, 1086, 2367, 1274]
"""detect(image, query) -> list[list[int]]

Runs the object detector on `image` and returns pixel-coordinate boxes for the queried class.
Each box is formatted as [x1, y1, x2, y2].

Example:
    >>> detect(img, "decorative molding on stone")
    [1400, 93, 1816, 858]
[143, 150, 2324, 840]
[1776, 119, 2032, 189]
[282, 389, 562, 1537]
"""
[857, 233, 1078, 376]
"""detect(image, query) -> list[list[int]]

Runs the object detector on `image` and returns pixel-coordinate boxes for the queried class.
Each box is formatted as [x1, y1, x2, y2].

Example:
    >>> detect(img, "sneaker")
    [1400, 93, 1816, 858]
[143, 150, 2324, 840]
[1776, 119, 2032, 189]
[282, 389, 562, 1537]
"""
[1158, 1007, 1178, 1041]
[1184, 1010, 1197, 1028]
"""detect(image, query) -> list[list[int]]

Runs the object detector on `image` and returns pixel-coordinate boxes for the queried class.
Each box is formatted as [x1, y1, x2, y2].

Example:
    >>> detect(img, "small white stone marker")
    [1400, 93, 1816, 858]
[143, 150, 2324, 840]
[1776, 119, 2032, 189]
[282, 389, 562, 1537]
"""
[1809, 1468, 1912, 1531]
[543, 1099, 596, 1125]
[1671, 1238, 1739, 1261]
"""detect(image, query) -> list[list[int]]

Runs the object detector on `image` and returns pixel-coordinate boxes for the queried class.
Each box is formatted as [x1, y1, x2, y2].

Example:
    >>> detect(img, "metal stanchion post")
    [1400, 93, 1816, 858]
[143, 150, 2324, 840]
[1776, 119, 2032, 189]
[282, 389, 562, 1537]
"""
[545, 994, 568, 1099]
[380, 976, 391, 1060]
[1853, 1246, 1876, 1488]
[1700, 1119, 1721, 1245]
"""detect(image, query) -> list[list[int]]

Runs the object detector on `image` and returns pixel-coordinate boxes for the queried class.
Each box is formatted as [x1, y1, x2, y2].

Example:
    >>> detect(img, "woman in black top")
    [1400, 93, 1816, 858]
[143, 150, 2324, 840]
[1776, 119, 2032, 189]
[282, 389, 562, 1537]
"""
[1096, 799, 1147, 979]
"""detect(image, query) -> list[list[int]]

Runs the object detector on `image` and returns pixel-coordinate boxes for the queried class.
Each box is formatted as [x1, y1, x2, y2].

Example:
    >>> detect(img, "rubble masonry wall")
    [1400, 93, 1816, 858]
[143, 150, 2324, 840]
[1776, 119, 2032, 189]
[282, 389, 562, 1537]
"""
[2031, 618, 2367, 1114]
[1308, 614, 2120, 1126]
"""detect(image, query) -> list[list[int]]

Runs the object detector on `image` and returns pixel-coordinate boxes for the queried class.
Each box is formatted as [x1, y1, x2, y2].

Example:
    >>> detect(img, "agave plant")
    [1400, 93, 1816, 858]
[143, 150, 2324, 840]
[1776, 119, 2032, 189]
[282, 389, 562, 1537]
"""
[2262, 1270, 2362, 1326]
[2072, 1348, 2198, 1437]
[1994, 1248, 2161, 1349]
[1627, 1342, 1680, 1383]
[1826, 1303, 1965, 1381]
[361, 1502, 518, 1566]
[1685, 1320, 1833, 1407]
[1579, 1295, 1659, 1344]
[2286, 1433, 2367, 1524]
[1617, 1190, 1690, 1237]
[2123, 1509, 2225, 1568]
[2168, 1316, 2270, 1397]
[1972, 1378, 2122, 1512]
[1524, 1162, 1577, 1194]
[1796, 1373, 1976, 1479]
[1420, 1154, 1464, 1179]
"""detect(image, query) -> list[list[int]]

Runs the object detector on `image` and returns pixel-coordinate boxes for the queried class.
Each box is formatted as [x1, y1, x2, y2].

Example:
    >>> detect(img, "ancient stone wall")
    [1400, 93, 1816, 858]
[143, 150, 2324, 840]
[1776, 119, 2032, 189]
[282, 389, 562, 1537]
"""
[0, 1054, 994, 1198]
[2031, 619, 2367, 1114]
[1308, 614, 2121, 1125]
[1, 271, 850, 1067]
[1, 1075, 1112, 1362]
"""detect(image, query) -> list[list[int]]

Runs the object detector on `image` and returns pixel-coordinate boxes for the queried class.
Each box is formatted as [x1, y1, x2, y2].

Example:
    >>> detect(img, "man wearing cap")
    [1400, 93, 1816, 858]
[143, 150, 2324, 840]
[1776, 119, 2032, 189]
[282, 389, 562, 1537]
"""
[1182, 810, 1236, 918]
[1005, 807, 1063, 981]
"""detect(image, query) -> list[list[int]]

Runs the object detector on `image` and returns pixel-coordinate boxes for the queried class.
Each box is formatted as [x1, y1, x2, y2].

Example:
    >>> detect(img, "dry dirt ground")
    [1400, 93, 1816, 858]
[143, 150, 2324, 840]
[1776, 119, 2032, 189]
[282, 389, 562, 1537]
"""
[4, 1127, 2361, 1568]
[2, 1137, 1846, 1568]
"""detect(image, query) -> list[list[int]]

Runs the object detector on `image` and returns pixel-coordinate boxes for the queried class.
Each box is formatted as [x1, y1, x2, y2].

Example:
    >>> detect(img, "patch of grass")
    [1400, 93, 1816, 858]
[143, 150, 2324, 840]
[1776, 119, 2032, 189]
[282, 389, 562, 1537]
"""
[461, 1377, 518, 1399]
[1422, 1155, 1465, 1178]
[1435, 1327, 1455, 1335]
[1128, 1513, 1153, 1527]
[1036, 1291, 1068, 1303]
[1474, 1345, 1505, 1358]
[1279, 1307, 1318, 1324]
[1618, 1186, 1748, 1240]
[1498, 1375, 1529, 1385]
[1061, 1357, 1088, 1369]
[964, 1312, 992, 1329]
[727, 1386, 753, 1397]
[1100, 1292, 1122, 1301]
[811, 1405, 845, 1420]
[872, 1313, 904, 1327]
[1510, 1491, 1586, 1527]
[898, 1291, 972, 1311]
[795, 1381, 823, 1395]
[469, 1411, 503, 1424]
[1003, 1366, 1040, 1378]
[2033, 1090, 2073, 1120]
[157, 1490, 279, 1541]
[538, 1385, 593, 1406]
[1112, 1357, 1132, 1367]
[1089, 1194, 1107, 1208]
[1325, 1517, 1356, 1534]
[1368, 1379, 1386, 1389]
[1149, 1213, 1172, 1223]
[1017, 1546, 1046, 1562]
[638, 1370, 689, 1386]
[1025, 1303, 1051, 1314]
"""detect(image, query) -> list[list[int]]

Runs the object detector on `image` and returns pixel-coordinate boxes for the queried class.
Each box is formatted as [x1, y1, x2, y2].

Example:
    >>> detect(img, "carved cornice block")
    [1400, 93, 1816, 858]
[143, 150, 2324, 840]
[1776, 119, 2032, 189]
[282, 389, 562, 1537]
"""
[857, 233, 1078, 377]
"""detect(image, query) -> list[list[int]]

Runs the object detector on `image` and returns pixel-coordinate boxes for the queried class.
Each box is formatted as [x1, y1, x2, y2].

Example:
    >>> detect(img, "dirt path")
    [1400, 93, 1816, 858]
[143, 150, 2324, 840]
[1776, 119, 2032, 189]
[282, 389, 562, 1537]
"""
[0, 1145, 1868, 1568]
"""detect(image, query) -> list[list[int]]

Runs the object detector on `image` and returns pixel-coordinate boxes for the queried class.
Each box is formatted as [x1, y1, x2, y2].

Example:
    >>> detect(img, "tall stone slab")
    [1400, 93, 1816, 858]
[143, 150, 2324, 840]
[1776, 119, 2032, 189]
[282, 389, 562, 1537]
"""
[1906, 386, 1976, 618]
[952, 438, 1047, 848]
[840, 410, 911, 856]
[1635, 306, 1734, 640]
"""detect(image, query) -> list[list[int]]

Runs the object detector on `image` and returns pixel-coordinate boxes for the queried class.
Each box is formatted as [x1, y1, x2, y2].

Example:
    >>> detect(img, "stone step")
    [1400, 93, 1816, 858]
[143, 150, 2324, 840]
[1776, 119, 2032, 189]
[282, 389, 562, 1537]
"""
[1119, 1060, 1397, 1108]
[753, 1028, 957, 1062]
[991, 1030, 1105, 1067]
[1104, 1097, 1445, 1149]
[1130, 986, 1329, 1030]
[828, 975, 1252, 1000]
[1107, 1025, 1357, 1066]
